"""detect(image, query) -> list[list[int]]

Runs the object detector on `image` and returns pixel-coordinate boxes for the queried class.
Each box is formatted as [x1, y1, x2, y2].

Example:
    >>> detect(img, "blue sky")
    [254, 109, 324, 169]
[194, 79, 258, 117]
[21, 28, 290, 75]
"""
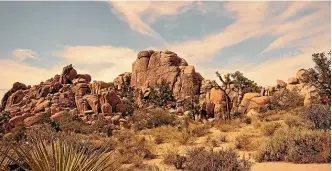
[0, 1, 330, 98]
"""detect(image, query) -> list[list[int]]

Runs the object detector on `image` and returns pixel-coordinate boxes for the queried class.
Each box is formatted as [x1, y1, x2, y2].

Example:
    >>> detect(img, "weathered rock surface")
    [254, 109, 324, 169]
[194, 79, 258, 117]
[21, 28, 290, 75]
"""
[131, 50, 203, 99]
[0, 64, 126, 128]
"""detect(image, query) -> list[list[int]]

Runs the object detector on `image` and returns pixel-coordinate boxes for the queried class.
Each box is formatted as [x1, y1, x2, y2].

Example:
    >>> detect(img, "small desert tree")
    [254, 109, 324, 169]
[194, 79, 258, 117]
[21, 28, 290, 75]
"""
[213, 71, 261, 120]
[121, 83, 137, 117]
[148, 79, 174, 107]
[302, 51, 331, 104]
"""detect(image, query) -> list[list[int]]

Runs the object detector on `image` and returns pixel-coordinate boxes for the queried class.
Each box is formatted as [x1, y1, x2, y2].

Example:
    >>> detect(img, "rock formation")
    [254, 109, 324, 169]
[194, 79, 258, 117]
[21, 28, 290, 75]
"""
[131, 50, 203, 99]
[0, 64, 128, 129]
[0, 50, 322, 130]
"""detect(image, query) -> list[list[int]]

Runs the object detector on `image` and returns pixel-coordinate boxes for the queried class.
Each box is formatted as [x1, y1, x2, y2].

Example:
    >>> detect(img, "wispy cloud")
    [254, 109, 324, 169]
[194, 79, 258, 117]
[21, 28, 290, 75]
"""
[12, 48, 38, 61]
[109, 1, 195, 42]
[56, 45, 137, 81]
[166, 2, 330, 64]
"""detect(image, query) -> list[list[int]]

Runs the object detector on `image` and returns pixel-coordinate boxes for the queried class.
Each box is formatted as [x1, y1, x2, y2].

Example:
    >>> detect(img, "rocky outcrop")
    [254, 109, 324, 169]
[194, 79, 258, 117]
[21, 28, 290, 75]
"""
[1, 82, 27, 110]
[131, 50, 203, 99]
[0, 64, 127, 128]
[287, 77, 299, 84]
[276, 80, 287, 88]
[114, 72, 131, 90]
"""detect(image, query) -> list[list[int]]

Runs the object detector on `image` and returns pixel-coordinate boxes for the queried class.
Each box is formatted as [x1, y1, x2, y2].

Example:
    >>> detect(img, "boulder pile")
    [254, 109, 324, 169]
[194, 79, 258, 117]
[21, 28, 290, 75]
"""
[1, 64, 130, 131]
[0, 50, 321, 130]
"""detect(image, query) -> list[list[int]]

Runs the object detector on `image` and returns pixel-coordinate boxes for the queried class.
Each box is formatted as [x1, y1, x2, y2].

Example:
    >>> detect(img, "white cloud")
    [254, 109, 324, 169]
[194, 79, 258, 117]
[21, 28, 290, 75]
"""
[56, 45, 137, 81]
[166, 2, 330, 64]
[12, 49, 38, 61]
[109, 1, 195, 41]
[0, 59, 61, 91]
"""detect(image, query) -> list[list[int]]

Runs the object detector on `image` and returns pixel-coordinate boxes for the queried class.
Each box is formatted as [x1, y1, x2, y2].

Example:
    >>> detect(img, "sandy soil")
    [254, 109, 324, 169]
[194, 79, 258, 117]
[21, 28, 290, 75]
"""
[142, 121, 331, 171]
[252, 162, 330, 171]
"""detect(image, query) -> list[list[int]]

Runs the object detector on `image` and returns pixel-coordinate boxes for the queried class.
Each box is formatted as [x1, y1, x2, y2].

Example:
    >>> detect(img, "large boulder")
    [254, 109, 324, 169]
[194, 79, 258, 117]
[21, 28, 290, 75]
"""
[276, 80, 287, 88]
[90, 81, 114, 95]
[101, 103, 112, 116]
[240, 93, 260, 107]
[209, 88, 226, 105]
[114, 72, 131, 90]
[247, 96, 271, 110]
[60, 64, 77, 84]
[131, 50, 202, 99]
[296, 69, 307, 82]
[9, 115, 24, 127]
[1, 82, 27, 110]
[288, 77, 299, 85]
[34, 100, 50, 113]
[24, 113, 44, 127]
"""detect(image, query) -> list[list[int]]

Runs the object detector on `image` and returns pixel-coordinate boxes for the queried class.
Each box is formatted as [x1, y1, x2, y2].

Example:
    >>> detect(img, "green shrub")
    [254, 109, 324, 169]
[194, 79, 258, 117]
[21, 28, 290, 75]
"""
[132, 108, 178, 130]
[271, 88, 304, 110]
[256, 127, 331, 163]
[184, 147, 252, 171]
[304, 104, 331, 130]
[261, 122, 282, 136]
[147, 80, 174, 107]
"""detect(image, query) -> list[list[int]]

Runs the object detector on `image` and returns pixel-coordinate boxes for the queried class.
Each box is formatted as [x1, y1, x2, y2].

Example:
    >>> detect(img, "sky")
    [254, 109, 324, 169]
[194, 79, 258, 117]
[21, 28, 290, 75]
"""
[0, 1, 331, 99]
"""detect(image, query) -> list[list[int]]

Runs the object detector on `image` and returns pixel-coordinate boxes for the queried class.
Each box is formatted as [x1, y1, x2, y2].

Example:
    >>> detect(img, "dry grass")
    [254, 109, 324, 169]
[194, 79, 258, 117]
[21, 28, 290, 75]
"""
[219, 133, 228, 143]
[260, 122, 282, 136]
[235, 133, 253, 151]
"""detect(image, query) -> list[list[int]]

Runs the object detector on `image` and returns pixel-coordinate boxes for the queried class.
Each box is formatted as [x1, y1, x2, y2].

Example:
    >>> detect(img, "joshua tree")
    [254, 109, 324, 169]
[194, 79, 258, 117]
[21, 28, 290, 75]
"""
[213, 71, 261, 120]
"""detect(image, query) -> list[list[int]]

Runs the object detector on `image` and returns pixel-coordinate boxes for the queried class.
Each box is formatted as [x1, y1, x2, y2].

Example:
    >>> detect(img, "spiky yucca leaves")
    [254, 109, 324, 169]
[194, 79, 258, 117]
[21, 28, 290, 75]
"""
[6, 136, 121, 171]
[0, 145, 15, 171]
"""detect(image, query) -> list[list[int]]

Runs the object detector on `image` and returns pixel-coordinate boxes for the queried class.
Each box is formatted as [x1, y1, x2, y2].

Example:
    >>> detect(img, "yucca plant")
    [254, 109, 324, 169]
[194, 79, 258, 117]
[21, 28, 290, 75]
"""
[0, 145, 15, 171]
[2, 136, 122, 171]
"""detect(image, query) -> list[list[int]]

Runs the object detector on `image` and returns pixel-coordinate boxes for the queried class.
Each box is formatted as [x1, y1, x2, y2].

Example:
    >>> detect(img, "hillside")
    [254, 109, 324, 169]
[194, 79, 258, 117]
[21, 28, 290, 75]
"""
[0, 50, 330, 171]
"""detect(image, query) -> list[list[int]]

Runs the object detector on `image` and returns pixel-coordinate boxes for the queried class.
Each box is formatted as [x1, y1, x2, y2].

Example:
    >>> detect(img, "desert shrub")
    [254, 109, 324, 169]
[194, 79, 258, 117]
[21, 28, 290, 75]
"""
[216, 123, 236, 132]
[183, 95, 201, 120]
[284, 114, 308, 128]
[114, 130, 156, 164]
[304, 104, 330, 130]
[242, 116, 252, 124]
[219, 134, 228, 143]
[261, 122, 282, 136]
[92, 117, 113, 136]
[121, 84, 137, 117]
[271, 88, 304, 110]
[177, 131, 195, 145]
[58, 112, 94, 134]
[154, 134, 164, 144]
[163, 147, 179, 165]
[132, 108, 179, 130]
[205, 136, 219, 147]
[191, 124, 209, 137]
[150, 126, 179, 143]
[256, 127, 331, 163]
[9, 124, 26, 142]
[235, 133, 252, 151]
[184, 147, 252, 171]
